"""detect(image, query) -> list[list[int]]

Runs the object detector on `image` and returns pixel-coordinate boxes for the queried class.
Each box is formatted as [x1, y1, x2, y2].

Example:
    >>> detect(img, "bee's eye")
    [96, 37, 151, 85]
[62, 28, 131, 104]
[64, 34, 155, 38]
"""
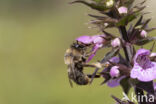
[75, 44, 79, 48]
[79, 44, 85, 48]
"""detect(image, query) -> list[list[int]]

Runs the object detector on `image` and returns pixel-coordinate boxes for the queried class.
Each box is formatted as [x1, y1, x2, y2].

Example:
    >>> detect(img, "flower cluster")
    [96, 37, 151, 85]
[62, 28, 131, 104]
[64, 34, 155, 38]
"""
[66, 0, 156, 103]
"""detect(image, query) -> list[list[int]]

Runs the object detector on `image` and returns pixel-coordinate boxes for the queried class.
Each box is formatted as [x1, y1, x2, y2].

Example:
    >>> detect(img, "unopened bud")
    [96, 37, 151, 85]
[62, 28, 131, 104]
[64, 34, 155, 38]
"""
[106, 0, 114, 7]
[104, 23, 109, 27]
[110, 66, 120, 78]
[111, 38, 120, 47]
[150, 53, 156, 57]
[93, 36, 104, 44]
[118, 6, 128, 14]
[93, 36, 106, 48]
[140, 30, 147, 38]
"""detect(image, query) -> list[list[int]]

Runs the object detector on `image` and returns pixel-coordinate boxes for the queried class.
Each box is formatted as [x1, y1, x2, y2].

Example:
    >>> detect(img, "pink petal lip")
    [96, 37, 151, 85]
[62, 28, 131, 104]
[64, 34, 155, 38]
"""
[130, 49, 156, 82]
[76, 36, 93, 44]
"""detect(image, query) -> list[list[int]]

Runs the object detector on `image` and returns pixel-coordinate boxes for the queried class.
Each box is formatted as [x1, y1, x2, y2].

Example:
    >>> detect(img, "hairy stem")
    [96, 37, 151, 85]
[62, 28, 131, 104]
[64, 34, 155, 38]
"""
[119, 26, 129, 42]
[119, 26, 145, 104]
[118, 26, 131, 61]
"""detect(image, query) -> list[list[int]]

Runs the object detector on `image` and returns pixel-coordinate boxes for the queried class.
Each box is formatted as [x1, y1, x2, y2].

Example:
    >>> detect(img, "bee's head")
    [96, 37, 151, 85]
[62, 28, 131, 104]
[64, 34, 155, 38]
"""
[71, 41, 87, 50]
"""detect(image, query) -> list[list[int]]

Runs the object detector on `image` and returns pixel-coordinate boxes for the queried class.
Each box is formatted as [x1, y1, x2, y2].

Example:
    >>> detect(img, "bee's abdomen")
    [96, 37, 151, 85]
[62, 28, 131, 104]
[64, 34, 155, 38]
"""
[75, 76, 89, 85]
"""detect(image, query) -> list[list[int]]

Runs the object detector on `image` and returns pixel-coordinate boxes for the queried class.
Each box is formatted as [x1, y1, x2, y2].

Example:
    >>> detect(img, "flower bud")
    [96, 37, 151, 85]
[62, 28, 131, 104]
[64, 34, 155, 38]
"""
[150, 53, 156, 61]
[93, 35, 106, 48]
[118, 6, 128, 14]
[106, 57, 120, 65]
[104, 23, 109, 27]
[111, 38, 120, 47]
[140, 30, 147, 38]
[110, 66, 120, 78]
[150, 53, 156, 57]
[106, 0, 114, 7]
[93, 37, 104, 44]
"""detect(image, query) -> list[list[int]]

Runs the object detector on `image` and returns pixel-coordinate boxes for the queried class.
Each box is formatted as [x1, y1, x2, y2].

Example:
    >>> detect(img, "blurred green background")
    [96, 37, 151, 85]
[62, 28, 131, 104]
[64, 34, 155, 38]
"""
[0, 0, 155, 104]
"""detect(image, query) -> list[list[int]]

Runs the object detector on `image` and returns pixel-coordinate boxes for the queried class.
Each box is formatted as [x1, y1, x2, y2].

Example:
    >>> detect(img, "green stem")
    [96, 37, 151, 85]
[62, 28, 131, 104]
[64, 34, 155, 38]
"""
[118, 26, 131, 61]
[119, 26, 146, 104]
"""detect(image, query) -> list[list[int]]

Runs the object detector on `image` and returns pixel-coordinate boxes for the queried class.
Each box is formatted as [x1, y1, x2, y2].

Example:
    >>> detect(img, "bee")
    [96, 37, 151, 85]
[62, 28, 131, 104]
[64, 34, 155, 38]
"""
[64, 42, 90, 87]
[64, 41, 104, 87]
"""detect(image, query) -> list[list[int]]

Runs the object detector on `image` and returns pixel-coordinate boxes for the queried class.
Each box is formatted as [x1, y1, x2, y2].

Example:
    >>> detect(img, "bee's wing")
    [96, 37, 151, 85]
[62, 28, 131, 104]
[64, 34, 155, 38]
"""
[68, 71, 73, 87]
[70, 57, 77, 79]
[64, 48, 77, 86]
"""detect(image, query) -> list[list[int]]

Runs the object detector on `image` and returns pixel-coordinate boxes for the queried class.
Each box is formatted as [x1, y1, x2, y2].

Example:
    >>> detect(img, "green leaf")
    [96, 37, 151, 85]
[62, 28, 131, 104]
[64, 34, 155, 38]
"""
[135, 37, 156, 46]
[134, 16, 143, 27]
[101, 48, 119, 63]
[116, 14, 138, 26]
[146, 27, 156, 32]
[120, 77, 131, 94]
[112, 95, 135, 104]
[136, 81, 155, 95]
[120, 0, 135, 8]
[141, 18, 151, 29]
[71, 0, 111, 11]
[93, 0, 103, 3]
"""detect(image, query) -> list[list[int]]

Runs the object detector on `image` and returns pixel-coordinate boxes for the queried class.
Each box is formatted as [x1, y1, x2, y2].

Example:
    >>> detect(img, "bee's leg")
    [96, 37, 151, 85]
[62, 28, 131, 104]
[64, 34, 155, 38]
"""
[83, 62, 109, 84]
[87, 74, 101, 78]
[84, 51, 95, 57]
[83, 62, 106, 69]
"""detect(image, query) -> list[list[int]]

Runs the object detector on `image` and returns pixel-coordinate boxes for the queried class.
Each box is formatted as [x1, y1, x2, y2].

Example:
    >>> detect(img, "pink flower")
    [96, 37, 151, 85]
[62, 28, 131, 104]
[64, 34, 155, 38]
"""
[140, 30, 147, 38]
[111, 38, 121, 47]
[87, 35, 106, 62]
[76, 35, 106, 62]
[118, 6, 128, 14]
[110, 66, 120, 78]
[102, 57, 123, 88]
[130, 49, 156, 82]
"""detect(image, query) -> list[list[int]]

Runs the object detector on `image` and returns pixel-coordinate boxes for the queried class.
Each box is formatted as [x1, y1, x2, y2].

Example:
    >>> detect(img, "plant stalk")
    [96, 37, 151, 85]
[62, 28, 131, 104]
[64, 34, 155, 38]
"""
[118, 26, 131, 61]
[118, 26, 146, 104]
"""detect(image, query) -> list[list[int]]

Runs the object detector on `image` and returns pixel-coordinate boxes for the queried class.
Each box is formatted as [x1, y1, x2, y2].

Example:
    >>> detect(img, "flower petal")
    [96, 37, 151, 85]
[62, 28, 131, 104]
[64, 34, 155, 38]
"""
[150, 53, 156, 57]
[131, 62, 156, 82]
[87, 46, 99, 62]
[134, 49, 150, 63]
[107, 76, 125, 87]
[76, 36, 93, 44]
[153, 82, 156, 90]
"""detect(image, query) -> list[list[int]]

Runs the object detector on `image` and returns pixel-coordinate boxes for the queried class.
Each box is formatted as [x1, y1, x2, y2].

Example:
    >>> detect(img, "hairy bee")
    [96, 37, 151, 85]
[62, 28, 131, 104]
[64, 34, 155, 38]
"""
[64, 42, 90, 86]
